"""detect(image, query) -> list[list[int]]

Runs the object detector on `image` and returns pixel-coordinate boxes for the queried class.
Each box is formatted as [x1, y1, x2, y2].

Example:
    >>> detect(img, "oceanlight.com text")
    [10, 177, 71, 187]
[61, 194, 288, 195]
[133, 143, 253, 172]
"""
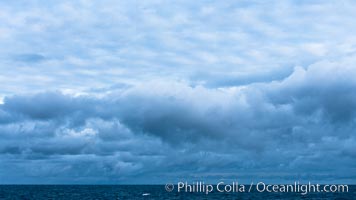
[165, 181, 349, 195]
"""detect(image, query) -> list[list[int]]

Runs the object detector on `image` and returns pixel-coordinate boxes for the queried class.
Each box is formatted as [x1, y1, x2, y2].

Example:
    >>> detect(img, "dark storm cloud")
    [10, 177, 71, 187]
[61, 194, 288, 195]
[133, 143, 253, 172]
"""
[265, 62, 356, 123]
[0, 58, 356, 183]
[3, 92, 94, 120]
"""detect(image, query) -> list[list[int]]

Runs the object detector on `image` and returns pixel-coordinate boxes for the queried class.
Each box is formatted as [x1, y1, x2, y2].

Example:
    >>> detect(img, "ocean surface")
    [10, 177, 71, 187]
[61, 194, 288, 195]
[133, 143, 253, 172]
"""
[0, 185, 355, 199]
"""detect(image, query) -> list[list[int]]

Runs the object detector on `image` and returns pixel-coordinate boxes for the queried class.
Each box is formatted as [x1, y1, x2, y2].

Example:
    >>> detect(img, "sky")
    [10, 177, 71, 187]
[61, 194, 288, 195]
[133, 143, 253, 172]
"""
[0, 0, 356, 184]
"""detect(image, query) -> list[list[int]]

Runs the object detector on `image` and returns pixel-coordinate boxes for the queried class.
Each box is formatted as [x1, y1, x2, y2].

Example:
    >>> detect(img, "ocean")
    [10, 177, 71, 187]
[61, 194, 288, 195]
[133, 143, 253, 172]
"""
[0, 185, 354, 199]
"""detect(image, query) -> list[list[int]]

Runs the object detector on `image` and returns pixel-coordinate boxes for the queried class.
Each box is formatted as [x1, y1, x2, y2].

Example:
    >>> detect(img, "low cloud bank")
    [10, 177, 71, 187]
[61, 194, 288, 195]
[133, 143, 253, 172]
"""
[1, 58, 356, 183]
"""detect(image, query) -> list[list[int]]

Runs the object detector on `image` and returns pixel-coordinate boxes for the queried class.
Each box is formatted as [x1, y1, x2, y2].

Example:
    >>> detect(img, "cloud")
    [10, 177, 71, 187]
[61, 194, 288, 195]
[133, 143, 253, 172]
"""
[1, 56, 356, 183]
[1, 0, 356, 96]
[1, 0, 356, 184]
[265, 57, 356, 123]
[12, 53, 46, 63]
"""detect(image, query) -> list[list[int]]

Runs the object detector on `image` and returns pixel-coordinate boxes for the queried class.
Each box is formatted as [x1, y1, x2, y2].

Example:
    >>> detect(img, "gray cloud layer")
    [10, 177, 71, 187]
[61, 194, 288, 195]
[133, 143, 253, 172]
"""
[1, 58, 356, 183]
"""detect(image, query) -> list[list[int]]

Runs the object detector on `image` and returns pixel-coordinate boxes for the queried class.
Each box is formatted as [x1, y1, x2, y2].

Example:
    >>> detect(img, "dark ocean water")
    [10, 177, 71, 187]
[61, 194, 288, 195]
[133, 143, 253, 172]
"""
[0, 185, 355, 200]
